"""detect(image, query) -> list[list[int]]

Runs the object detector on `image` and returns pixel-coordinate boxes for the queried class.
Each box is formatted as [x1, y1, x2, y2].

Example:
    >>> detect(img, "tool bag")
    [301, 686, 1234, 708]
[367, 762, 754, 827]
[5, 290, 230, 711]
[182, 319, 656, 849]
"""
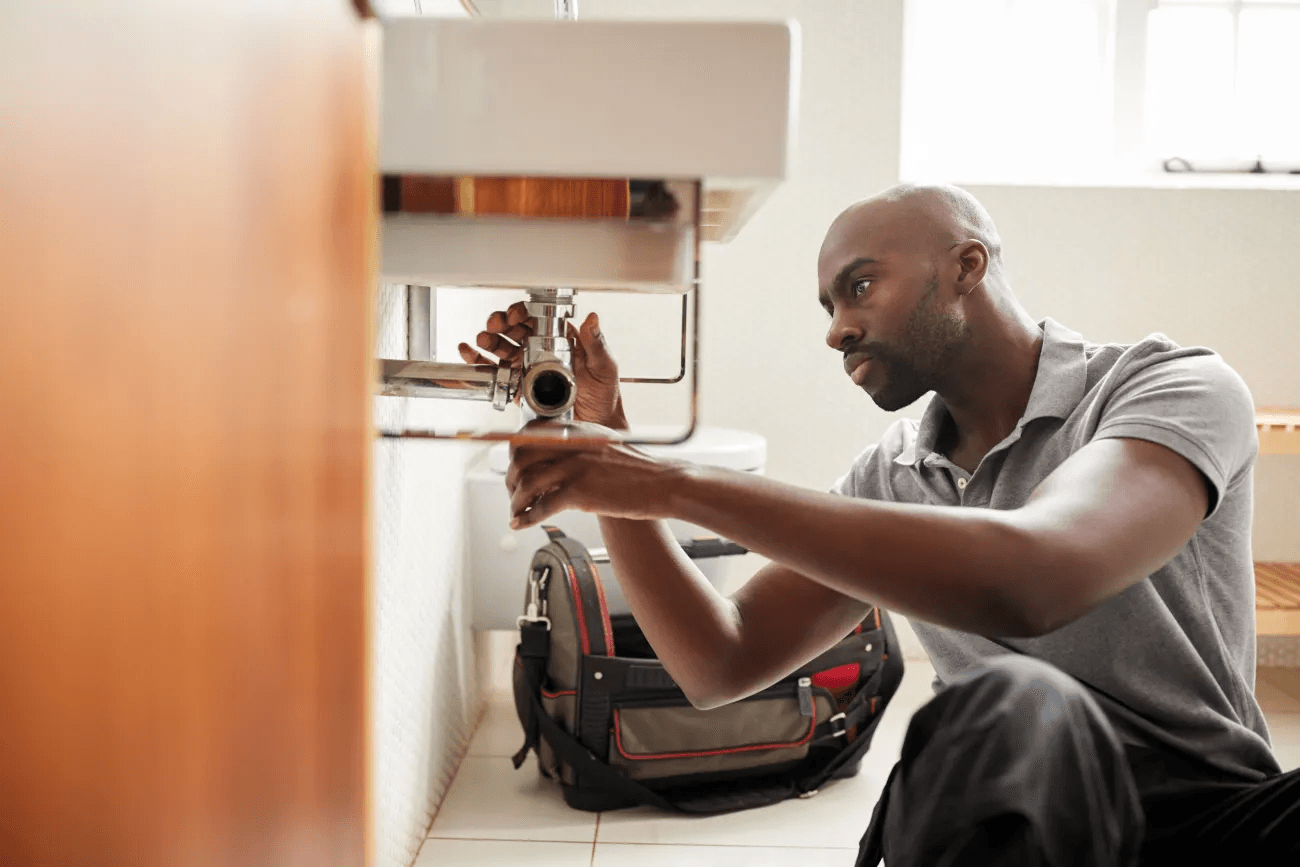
[511, 528, 905, 814]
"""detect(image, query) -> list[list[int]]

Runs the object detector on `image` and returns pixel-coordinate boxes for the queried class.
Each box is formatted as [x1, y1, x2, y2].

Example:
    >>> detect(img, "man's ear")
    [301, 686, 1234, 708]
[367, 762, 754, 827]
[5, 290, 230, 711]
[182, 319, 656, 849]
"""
[952, 240, 989, 296]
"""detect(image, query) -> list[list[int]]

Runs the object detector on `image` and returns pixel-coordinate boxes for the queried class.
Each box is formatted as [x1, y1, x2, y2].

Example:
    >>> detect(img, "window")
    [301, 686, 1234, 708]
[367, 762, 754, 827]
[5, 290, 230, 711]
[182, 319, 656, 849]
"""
[1146, 0, 1300, 168]
[901, 0, 1300, 183]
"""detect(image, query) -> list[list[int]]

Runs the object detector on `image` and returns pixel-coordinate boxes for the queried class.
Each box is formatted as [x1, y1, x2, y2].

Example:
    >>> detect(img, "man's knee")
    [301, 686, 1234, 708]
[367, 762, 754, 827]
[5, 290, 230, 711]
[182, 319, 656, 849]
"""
[876, 656, 1144, 867]
[951, 653, 1092, 703]
[907, 655, 1106, 757]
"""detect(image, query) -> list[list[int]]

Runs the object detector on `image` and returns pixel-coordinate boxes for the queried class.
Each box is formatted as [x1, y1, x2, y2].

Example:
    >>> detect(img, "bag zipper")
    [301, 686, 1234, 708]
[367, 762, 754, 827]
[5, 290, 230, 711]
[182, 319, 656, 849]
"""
[613, 679, 833, 712]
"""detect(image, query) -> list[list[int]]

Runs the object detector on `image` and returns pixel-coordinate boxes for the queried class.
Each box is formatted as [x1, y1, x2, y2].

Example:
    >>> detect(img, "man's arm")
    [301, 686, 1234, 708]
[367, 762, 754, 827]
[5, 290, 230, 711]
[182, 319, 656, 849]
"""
[597, 516, 871, 710]
[510, 433, 1209, 645]
[668, 436, 1208, 637]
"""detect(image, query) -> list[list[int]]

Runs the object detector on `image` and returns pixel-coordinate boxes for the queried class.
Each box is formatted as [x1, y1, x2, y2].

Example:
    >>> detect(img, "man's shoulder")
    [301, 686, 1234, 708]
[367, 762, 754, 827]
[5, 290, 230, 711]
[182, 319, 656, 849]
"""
[1081, 331, 1238, 388]
[1075, 329, 1257, 496]
[1078, 331, 1253, 422]
[831, 415, 924, 498]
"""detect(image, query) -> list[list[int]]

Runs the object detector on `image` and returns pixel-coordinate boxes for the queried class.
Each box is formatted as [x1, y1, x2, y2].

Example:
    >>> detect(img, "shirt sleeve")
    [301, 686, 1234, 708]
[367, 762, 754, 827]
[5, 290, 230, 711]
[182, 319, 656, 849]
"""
[1092, 345, 1257, 518]
[830, 443, 879, 497]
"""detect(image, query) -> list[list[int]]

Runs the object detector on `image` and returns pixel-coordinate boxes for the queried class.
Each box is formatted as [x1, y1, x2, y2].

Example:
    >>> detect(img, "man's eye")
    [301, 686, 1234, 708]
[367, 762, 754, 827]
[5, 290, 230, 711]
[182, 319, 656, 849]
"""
[851, 279, 871, 298]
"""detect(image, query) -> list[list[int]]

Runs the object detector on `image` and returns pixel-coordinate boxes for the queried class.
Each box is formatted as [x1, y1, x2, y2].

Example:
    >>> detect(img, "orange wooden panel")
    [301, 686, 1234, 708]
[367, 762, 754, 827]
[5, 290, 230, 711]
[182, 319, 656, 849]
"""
[466, 177, 631, 218]
[0, 4, 372, 866]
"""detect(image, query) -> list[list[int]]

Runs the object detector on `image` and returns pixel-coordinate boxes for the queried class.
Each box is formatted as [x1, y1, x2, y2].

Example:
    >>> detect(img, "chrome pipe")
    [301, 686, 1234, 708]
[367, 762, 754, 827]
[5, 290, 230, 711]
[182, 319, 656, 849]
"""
[521, 353, 577, 417]
[523, 288, 577, 418]
[406, 285, 434, 361]
[378, 360, 517, 410]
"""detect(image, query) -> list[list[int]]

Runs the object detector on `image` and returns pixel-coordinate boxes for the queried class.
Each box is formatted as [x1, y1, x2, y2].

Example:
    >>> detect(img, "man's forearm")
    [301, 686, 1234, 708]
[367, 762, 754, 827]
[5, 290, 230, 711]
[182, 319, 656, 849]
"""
[596, 516, 744, 706]
[667, 465, 1063, 637]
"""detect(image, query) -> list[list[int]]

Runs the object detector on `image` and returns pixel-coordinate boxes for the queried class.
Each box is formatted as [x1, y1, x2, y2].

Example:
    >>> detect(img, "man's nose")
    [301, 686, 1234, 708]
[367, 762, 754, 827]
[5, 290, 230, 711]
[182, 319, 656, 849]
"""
[825, 309, 862, 351]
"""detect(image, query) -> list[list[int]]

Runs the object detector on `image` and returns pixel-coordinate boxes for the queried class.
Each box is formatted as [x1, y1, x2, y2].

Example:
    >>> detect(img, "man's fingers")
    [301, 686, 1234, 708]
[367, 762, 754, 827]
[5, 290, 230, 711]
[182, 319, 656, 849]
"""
[476, 326, 530, 361]
[509, 460, 578, 523]
[487, 308, 537, 334]
[505, 446, 582, 491]
[506, 301, 532, 327]
[510, 488, 565, 530]
[577, 312, 619, 380]
[504, 452, 546, 492]
[458, 342, 494, 365]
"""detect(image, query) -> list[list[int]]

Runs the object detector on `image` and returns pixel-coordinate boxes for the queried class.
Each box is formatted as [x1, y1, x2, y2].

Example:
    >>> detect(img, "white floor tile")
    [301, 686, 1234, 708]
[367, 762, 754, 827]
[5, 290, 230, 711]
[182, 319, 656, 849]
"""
[468, 694, 524, 759]
[429, 755, 598, 843]
[594, 767, 881, 849]
[592, 842, 859, 867]
[595, 660, 936, 850]
[414, 838, 593, 867]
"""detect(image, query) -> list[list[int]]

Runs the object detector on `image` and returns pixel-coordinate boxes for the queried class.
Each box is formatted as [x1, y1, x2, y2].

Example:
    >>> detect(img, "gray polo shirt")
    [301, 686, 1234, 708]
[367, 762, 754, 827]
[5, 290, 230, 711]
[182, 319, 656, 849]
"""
[832, 318, 1278, 780]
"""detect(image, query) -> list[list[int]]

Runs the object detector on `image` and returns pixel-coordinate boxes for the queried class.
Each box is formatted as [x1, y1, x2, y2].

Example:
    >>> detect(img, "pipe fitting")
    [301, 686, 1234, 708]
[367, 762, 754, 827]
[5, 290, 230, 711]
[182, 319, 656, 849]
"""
[378, 360, 518, 409]
[521, 353, 578, 417]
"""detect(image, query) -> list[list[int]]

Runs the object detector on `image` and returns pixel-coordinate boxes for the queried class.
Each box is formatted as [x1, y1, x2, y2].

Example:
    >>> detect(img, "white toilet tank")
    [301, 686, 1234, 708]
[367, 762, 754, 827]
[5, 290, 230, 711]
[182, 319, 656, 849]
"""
[465, 426, 767, 630]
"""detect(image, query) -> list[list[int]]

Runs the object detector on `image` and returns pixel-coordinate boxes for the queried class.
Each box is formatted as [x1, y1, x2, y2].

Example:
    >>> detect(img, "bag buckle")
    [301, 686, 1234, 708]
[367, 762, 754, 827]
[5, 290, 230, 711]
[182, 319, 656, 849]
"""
[517, 565, 551, 630]
[827, 712, 847, 738]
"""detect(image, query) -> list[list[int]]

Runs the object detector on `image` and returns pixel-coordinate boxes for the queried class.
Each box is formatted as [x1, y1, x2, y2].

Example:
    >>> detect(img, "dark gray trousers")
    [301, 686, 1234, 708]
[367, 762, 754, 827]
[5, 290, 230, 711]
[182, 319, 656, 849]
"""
[854, 655, 1300, 867]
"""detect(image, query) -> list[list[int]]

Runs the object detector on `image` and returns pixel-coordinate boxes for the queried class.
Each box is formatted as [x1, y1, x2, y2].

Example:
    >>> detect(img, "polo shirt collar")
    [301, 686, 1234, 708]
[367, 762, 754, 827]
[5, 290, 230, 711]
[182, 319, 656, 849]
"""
[894, 318, 1088, 467]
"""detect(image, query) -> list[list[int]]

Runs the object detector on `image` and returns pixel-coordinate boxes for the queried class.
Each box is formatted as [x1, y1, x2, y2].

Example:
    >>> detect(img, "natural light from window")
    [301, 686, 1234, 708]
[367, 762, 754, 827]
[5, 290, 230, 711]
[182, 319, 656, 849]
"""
[901, 0, 1300, 184]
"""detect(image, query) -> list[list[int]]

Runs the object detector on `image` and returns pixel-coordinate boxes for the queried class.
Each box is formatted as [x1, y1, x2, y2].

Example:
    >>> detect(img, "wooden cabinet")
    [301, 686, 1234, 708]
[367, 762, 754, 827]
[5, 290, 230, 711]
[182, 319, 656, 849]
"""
[0, 4, 373, 865]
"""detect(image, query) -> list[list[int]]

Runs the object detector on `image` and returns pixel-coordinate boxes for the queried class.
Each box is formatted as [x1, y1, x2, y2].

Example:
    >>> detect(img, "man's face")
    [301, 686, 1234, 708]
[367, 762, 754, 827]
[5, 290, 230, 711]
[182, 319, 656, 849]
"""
[817, 209, 969, 411]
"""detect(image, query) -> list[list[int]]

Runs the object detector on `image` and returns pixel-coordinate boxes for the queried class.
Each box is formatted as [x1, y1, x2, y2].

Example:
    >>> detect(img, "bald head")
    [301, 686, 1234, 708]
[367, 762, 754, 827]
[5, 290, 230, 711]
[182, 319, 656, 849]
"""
[820, 183, 1004, 280]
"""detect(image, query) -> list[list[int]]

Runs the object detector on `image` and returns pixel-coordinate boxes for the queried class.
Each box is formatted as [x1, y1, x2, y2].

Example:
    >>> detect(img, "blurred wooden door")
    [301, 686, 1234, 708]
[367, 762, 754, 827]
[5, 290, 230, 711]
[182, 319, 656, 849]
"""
[0, 3, 373, 865]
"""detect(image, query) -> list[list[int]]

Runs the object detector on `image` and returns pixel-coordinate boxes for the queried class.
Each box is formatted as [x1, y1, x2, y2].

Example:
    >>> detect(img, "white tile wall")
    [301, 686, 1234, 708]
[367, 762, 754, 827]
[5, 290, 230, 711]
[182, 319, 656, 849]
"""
[373, 283, 499, 867]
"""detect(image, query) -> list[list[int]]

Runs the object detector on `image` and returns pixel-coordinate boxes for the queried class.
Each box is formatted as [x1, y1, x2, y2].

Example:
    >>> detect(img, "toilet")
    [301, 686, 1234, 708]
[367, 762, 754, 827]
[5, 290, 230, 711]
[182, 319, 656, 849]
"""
[465, 426, 767, 630]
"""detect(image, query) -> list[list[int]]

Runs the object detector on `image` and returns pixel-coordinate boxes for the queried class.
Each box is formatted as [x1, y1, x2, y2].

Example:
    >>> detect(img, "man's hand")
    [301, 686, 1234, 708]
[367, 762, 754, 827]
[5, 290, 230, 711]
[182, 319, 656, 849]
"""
[458, 302, 627, 429]
[506, 421, 684, 529]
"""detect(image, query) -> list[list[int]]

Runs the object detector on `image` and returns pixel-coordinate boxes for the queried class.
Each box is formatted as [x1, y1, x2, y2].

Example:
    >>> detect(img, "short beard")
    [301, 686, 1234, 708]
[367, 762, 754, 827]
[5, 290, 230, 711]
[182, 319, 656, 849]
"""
[863, 276, 969, 411]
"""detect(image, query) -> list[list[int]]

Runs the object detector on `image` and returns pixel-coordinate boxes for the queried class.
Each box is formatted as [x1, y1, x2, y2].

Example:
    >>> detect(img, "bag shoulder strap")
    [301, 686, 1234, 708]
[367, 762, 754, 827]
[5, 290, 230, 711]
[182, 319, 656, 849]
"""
[514, 645, 680, 811]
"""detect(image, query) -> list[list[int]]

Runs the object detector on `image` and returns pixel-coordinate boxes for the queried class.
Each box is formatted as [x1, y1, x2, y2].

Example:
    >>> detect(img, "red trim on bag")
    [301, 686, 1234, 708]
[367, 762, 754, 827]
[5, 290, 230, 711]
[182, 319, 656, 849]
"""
[812, 663, 860, 690]
[541, 687, 576, 699]
[871, 697, 877, 714]
[590, 561, 615, 656]
[610, 706, 817, 761]
[514, 658, 575, 699]
[564, 562, 592, 655]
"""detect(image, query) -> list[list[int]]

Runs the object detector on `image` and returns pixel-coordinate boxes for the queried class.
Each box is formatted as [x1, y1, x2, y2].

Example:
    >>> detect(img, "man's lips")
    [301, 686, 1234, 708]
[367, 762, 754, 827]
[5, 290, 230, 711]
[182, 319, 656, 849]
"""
[843, 352, 872, 385]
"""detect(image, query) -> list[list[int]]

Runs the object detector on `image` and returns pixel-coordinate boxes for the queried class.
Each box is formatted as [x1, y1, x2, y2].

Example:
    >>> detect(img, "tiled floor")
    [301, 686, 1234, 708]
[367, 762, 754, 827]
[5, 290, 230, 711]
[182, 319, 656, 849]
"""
[418, 661, 1300, 866]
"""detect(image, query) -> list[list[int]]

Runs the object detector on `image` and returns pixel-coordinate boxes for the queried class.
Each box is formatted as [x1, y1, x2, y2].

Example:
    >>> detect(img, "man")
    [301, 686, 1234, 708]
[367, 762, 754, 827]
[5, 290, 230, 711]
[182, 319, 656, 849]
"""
[460, 184, 1298, 864]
